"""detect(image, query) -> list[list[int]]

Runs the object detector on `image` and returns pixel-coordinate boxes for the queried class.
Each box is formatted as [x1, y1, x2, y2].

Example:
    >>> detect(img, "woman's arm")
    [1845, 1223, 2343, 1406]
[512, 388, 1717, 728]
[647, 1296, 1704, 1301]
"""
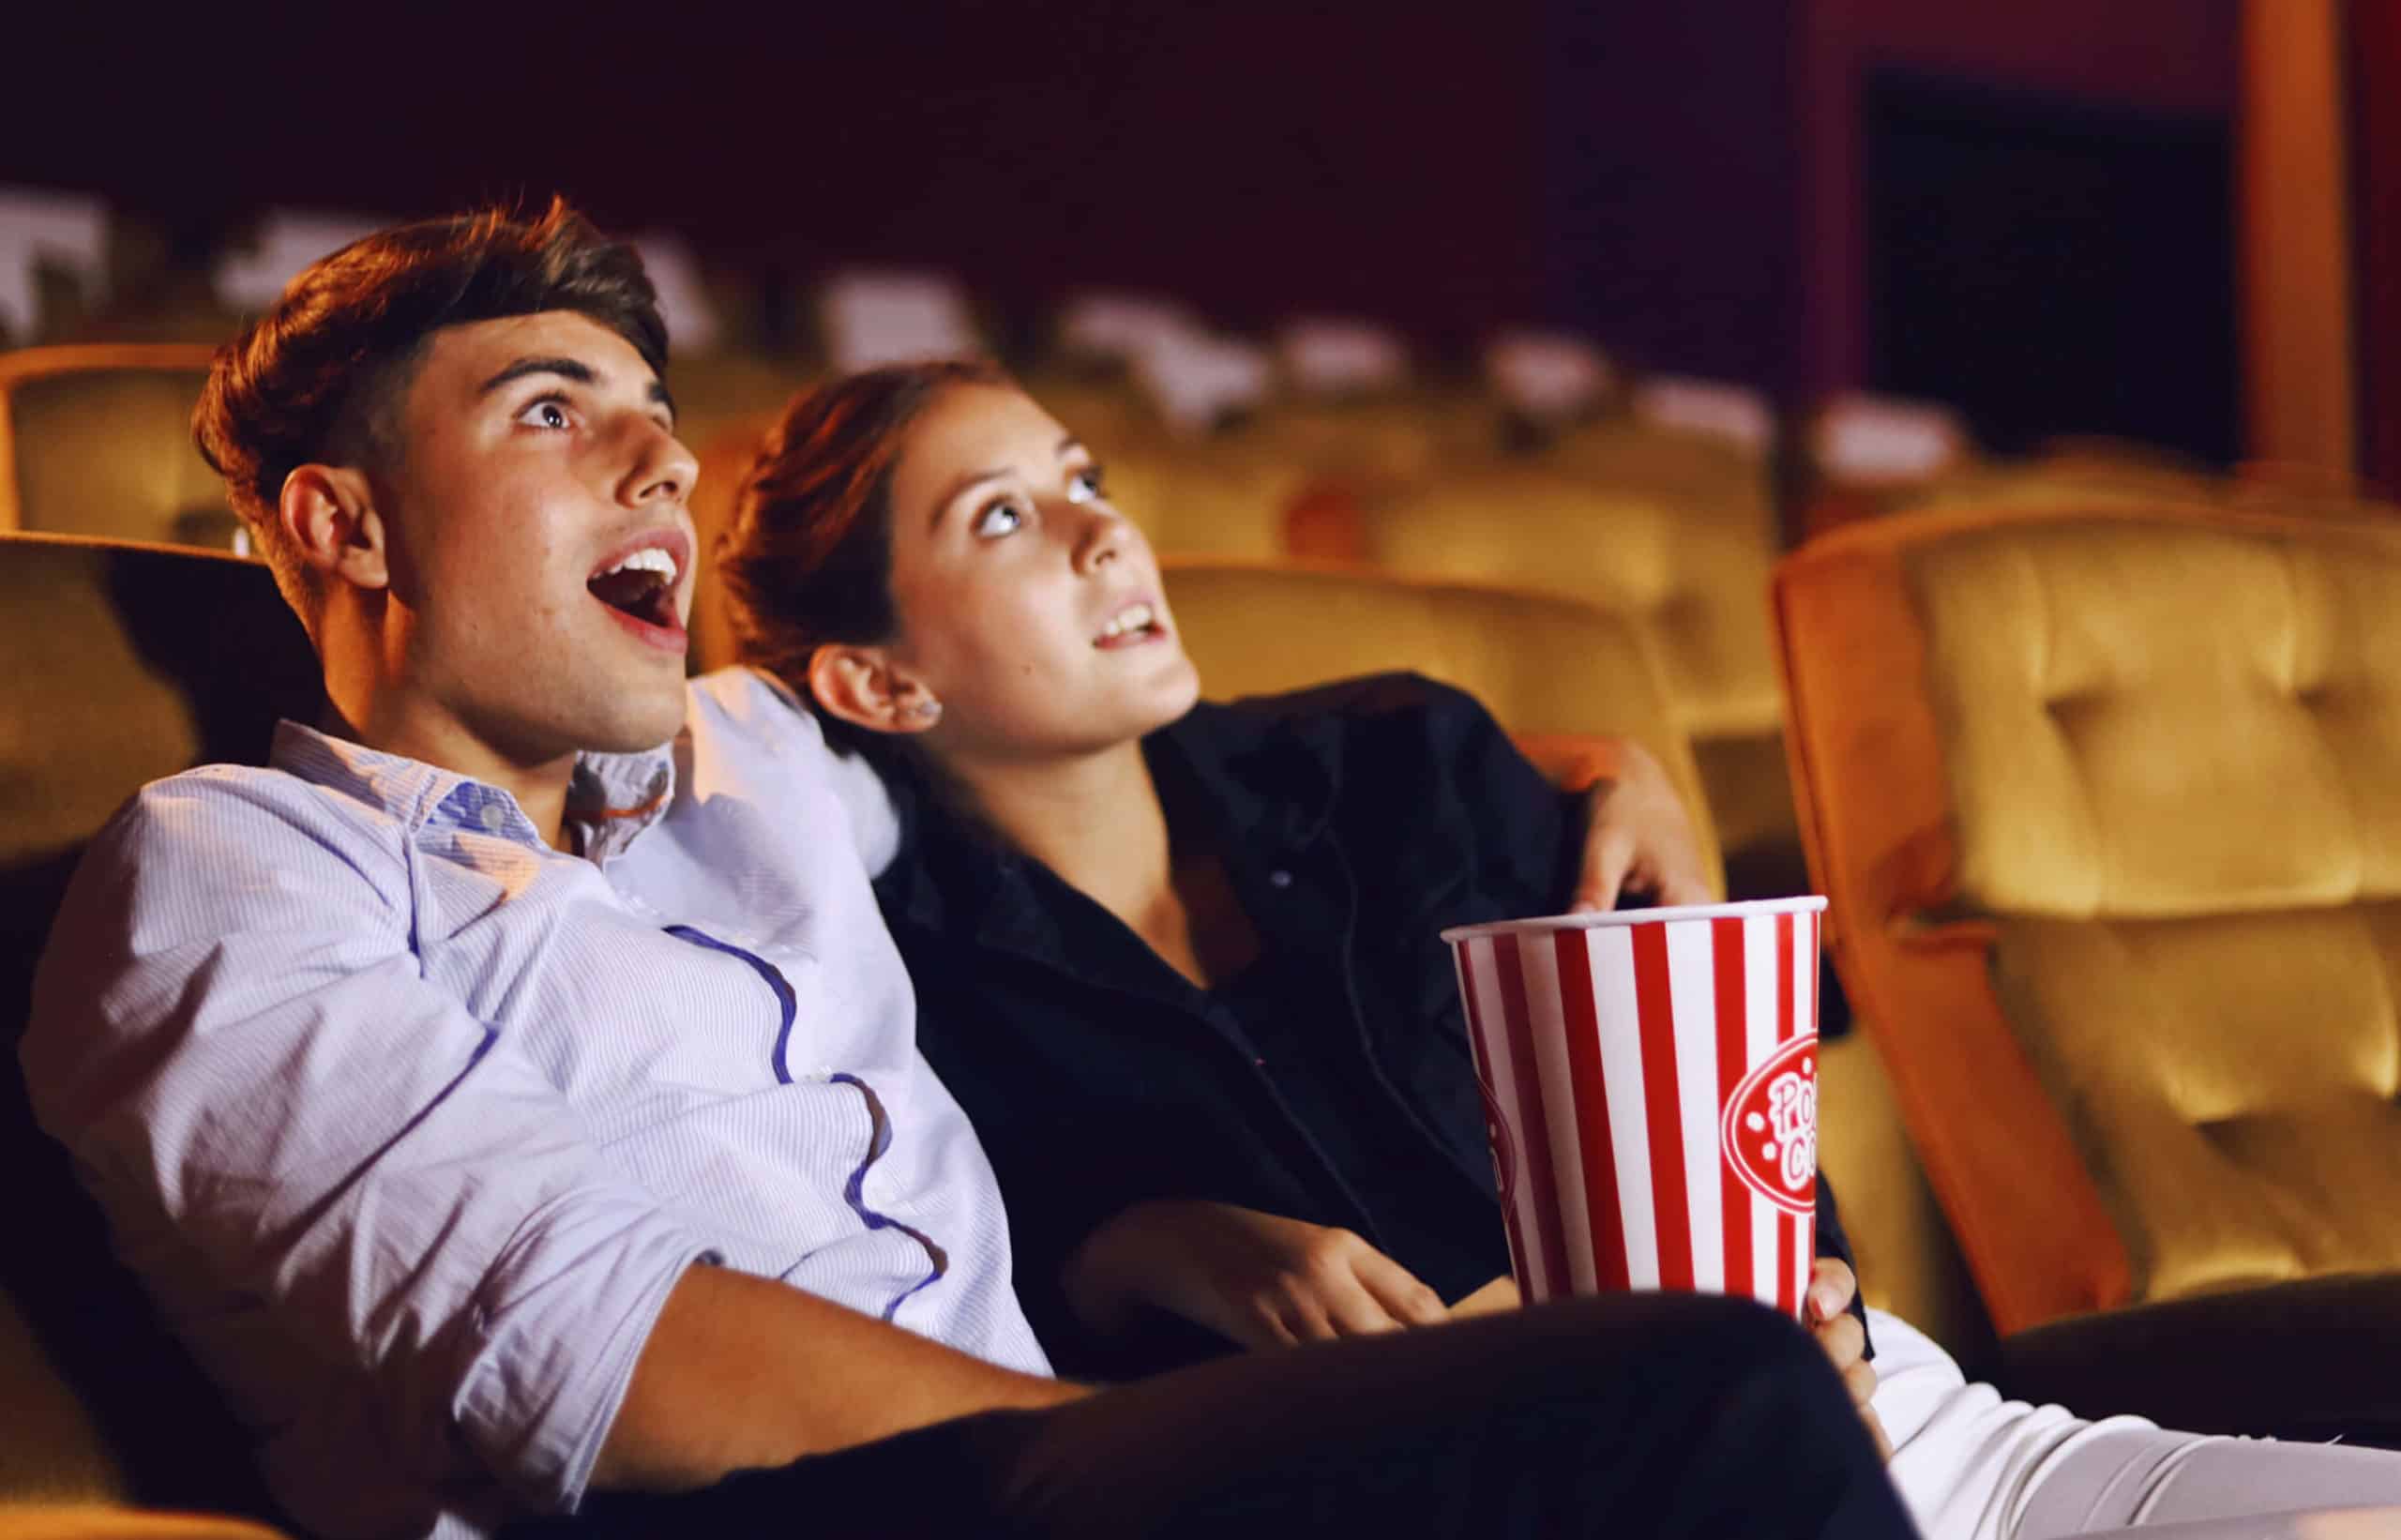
[1061, 1200, 1453, 1350]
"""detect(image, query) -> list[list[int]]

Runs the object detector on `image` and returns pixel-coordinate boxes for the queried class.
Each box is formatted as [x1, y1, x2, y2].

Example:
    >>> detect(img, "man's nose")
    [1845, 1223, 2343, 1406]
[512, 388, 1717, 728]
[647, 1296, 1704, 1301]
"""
[622, 416, 700, 508]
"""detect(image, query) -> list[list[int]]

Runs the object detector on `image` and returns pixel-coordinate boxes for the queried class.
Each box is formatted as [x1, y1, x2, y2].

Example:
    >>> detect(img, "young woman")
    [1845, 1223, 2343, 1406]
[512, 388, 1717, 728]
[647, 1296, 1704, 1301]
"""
[714, 360, 2401, 1540]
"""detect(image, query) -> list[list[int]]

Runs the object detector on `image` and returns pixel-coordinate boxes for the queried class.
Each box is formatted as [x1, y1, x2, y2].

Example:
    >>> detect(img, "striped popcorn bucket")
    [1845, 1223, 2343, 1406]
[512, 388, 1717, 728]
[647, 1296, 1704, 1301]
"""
[1442, 897, 1827, 1318]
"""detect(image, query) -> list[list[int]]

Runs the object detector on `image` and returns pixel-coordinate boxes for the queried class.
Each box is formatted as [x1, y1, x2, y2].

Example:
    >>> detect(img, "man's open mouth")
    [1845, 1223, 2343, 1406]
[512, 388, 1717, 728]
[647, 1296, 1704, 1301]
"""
[588, 544, 683, 630]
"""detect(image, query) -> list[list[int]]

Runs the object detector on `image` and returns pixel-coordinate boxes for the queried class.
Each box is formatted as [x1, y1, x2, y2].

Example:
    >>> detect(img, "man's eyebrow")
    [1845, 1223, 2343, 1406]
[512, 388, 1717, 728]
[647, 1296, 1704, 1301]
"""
[477, 355, 677, 425]
[1058, 434, 1082, 457]
[476, 356, 598, 396]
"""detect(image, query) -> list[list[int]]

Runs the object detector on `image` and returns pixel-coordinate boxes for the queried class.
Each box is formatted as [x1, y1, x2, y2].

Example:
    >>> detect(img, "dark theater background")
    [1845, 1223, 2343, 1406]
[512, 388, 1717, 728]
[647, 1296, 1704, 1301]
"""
[9, 0, 2385, 467]
[6, 3, 2401, 1533]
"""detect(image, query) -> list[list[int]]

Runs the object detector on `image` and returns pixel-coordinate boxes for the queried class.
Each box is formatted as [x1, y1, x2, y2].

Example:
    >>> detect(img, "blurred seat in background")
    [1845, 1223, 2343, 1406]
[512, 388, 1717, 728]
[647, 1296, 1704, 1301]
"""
[1353, 421, 1796, 890]
[1159, 557, 1724, 892]
[1796, 391, 1975, 539]
[1776, 498, 2401, 1445]
[0, 346, 231, 549]
[1, 532, 315, 1533]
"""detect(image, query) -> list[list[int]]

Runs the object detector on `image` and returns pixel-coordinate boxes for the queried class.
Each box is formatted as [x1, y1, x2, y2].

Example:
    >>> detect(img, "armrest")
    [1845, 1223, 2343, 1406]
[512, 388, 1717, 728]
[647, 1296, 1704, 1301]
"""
[0, 1508, 287, 1540]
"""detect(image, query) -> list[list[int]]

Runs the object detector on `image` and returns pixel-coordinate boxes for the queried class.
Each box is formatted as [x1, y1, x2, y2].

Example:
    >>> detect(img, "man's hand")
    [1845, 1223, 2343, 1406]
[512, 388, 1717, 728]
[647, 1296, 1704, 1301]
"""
[1568, 740, 1714, 912]
[1806, 1259, 1892, 1461]
[1065, 1200, 1450, 1350]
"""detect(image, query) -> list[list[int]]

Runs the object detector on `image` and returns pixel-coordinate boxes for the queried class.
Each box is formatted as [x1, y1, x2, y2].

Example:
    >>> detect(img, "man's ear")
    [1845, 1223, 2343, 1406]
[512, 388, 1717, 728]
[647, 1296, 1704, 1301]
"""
[808, 644, 942, 736]
[279, 464, 387, 592]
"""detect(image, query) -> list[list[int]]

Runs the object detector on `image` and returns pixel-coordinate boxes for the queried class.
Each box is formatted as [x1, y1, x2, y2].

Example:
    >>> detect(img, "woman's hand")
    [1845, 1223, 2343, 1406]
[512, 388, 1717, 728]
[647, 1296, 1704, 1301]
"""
[1063, 1200, 1451, 1350]
[1569, 740, 1714, 912]
[1449, 1274, 1521, 1318]
[1806, 1259, 1893, 1461]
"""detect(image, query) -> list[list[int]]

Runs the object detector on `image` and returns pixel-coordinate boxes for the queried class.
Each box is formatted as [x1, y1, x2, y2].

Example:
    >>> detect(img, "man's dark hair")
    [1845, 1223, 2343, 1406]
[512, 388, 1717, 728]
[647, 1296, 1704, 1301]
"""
[192, 197, 668, 626]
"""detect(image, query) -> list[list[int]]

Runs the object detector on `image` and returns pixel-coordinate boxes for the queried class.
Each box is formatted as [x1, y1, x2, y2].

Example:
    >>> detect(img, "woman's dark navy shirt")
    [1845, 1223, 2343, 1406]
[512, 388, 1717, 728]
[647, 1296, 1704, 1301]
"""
[873, 672, 1862, 1379]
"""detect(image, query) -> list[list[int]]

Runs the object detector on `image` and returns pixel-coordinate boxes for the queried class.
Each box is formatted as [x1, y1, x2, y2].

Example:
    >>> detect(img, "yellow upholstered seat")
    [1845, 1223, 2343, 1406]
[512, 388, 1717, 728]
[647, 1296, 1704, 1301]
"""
[0, 348, 231, 549]
[1159, 558, 1724, 891]
[1776, 500, 2401, 1336]
[1352, 435, 1798, 869]
[1, 534, 312, 1523]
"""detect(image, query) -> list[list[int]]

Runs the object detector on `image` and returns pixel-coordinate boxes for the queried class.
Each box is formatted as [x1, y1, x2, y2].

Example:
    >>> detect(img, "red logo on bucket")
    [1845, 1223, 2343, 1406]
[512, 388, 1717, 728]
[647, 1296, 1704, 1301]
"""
[1720, 1034, 1818, 1215]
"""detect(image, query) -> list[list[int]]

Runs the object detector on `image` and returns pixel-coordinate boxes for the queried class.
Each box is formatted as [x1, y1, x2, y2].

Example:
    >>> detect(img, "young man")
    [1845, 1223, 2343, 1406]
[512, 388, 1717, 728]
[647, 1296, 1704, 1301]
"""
[20, 202, 1910, 1540]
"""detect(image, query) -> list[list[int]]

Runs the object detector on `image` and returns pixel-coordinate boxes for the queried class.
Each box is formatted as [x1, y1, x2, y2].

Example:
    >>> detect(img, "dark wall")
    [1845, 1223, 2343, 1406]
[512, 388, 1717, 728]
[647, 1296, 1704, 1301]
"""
[1536, 0, 1805, 395]
[3, 0, 2256, 426]
[0, 3, 1547, 352]
[1864, 72, 2238, 463]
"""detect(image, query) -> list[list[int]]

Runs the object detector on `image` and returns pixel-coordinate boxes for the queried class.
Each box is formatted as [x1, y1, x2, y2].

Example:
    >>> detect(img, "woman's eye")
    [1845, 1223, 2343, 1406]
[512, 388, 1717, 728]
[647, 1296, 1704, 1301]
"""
[972, 500, 1024, 538]
[1066, 468, 1105, 504]
[517, 398, 572, 430]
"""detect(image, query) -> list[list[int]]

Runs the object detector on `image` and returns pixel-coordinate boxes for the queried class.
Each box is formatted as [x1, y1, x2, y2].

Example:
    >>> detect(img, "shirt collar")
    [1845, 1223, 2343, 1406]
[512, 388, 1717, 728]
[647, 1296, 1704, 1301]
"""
[879, 698, 1344, 944]
[266, 719, 678, 860]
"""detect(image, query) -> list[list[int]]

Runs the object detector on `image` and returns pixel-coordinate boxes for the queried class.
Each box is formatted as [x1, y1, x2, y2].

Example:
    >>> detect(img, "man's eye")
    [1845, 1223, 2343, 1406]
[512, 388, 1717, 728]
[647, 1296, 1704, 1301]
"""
[517, 398, 572, 430]
[972, 501, 1024, 538]
[1066, 468, 1105, 504]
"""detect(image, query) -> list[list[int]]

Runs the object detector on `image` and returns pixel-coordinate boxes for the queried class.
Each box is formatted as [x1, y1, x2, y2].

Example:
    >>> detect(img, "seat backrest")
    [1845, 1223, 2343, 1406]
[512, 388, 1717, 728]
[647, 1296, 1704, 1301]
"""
[2, 533, 317, 1512]
[1774, 501, 2401, 1331]
[1358, 460, 1783, 746]
[1161, 558, 1723, 889]
[0, 346, 232, 547]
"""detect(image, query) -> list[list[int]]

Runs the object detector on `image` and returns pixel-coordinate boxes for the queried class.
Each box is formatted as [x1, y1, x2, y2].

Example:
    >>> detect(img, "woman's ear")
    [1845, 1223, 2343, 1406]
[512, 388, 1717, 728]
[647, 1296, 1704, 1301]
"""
[808, 644, 944, 736]
[280, 464, 387, 591]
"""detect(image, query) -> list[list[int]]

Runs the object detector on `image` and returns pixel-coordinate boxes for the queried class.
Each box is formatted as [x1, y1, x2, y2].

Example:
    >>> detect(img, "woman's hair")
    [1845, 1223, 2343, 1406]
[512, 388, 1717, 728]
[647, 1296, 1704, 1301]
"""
[717, 356, 1014, 711]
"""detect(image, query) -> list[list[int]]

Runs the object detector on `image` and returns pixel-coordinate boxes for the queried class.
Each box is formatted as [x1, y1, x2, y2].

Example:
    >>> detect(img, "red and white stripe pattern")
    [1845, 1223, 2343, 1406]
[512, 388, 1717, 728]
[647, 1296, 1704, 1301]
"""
[1450, 905, 1821, 1316]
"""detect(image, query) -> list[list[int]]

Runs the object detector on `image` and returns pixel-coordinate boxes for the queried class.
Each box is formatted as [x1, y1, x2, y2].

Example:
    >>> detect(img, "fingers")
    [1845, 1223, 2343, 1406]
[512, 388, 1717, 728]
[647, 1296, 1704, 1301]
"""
[1812, 1311, 1866, 1376]
[1807, 1259, 1857, 1322]
[1860, 1406, 1895, 1463]
[1353, 1249, 1450, 1328]
[1654, 868, 1715, 907]
[1571, 828, 1633, 913]
[1842, 1357, 1880, 1412]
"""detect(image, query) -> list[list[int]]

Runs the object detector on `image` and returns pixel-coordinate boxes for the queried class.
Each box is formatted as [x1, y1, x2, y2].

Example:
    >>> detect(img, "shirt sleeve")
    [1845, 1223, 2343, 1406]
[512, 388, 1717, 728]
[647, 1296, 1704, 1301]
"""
[20, 774, 719, 1515]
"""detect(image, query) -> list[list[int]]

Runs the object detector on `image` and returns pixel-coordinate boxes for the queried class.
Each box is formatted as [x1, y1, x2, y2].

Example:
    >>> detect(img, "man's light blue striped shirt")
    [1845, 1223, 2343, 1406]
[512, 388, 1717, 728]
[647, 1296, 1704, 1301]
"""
[22, 669, 1049, 1540]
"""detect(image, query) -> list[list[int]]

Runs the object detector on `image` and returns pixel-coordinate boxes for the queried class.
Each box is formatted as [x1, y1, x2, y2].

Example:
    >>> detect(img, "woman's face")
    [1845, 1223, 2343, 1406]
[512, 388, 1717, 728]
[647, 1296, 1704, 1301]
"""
[877, 383, 1200, 759]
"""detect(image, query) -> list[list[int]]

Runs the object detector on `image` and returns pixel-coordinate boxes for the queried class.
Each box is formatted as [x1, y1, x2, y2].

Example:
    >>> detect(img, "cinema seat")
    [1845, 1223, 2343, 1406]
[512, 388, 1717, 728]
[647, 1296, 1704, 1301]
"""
[1160, 558, 1724, 891]
[1, 533, 313, 1531]
[1775, 499, 2401, 1443]
[0, 347, 234, 549]
[1352, 455, 1798, 883]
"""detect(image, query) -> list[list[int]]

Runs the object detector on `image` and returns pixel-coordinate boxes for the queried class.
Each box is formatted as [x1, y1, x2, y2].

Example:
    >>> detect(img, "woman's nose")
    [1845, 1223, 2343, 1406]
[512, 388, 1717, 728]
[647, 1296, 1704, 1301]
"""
[1073, 503, 1128, 574]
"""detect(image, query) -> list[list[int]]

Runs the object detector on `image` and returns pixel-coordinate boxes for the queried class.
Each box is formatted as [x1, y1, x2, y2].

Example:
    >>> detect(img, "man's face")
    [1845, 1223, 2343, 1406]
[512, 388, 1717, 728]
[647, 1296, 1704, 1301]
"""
[372, 310, 698, 764]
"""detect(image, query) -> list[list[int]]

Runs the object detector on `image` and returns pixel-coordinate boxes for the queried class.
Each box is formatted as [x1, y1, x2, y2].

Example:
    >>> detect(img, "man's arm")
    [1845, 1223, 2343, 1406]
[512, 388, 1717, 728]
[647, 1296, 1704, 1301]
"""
[26, 777, 1084, 1513]
[596, 1264, 1087, 1490]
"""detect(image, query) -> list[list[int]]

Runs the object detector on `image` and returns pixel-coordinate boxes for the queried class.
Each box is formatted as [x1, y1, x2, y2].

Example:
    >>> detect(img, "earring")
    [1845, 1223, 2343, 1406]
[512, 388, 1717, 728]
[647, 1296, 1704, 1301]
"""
[909, 699, 944, 722]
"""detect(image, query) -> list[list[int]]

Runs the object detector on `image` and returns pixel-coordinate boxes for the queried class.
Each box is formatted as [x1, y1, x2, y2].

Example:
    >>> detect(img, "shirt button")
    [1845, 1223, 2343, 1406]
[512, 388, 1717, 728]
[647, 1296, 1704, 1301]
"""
[478, 803, 507, 832]
[1268, 868, 1293, 889]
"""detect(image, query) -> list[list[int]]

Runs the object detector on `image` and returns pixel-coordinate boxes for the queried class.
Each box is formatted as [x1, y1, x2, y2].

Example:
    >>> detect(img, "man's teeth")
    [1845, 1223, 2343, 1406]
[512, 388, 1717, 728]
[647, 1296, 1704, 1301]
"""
[1098, 602, 1155, 641]
[602, 547, 679, 583]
